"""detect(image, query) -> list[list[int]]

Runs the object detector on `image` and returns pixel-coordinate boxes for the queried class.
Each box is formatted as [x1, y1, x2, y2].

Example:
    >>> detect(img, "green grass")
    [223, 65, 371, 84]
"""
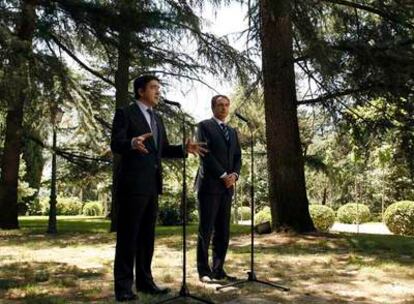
[0, 216, 413, 304]
[16, 216, 250, 236]
[18, 216, 111, 234]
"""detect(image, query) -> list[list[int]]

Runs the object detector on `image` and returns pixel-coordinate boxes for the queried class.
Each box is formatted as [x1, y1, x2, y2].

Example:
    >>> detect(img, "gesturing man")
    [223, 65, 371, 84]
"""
[111, 75, 206, 302]
[195, 95, 242, 282]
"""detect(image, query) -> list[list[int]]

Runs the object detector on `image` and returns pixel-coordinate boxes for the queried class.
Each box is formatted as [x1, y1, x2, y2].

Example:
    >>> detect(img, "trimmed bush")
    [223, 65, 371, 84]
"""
[82, 201, 104, 216]
[309, 205, 335, 232]
[384, 201, 414, 236]
[240, 206, 251, 221]
[57, 197, 82, 215]
[255, 206, 271, 225]
[337, 203, 371, 224]
[41, 197, 82, 215]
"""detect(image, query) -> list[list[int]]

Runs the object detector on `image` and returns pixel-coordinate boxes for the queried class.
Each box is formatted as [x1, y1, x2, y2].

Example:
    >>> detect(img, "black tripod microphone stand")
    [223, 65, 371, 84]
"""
[156, 102, 213, 304]
[217, 115, 289, 292]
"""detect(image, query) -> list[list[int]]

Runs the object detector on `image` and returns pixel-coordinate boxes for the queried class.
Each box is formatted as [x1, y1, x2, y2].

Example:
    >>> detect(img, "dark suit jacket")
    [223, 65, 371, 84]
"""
[111, 103, 184, 195]
[195, 118, 242, 194]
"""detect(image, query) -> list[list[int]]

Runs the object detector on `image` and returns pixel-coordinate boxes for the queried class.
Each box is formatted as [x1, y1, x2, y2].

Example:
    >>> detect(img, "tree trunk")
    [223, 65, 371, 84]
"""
[0, 0, 37, 229]
[22, 130, 46, 213]
[260, 0, 315, 232]
[110, 1, 132, 232]
[322, 187, 327, 205]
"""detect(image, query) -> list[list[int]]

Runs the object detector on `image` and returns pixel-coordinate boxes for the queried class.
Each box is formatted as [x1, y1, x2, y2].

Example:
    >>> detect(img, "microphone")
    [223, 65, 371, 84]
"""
[162, 98, 181, 108]
[235, 112, 249, 123]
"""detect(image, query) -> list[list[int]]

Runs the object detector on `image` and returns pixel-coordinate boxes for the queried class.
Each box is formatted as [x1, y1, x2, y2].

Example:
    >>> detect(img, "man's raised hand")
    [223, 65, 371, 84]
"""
[185, 138, 208, 156]
[132, 133, 152, 154]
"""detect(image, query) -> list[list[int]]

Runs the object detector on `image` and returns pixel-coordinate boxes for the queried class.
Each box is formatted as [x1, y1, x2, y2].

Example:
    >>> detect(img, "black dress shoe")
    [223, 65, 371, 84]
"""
[137, 283, 170, 295]
[115, 292, 137, 302]
[212, 271, 238, 281]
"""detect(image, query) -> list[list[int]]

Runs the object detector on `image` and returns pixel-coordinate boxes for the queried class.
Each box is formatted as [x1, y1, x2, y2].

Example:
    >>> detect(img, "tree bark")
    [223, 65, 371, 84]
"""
[0, 0, 37, 229]
[110, 1, 132, 232]
[22, 130, 46, 213]
[260, 0, 315, 232]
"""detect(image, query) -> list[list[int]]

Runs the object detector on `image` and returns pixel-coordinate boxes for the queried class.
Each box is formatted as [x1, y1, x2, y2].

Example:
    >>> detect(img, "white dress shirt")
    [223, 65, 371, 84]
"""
[131, 100, 155, 148]
[136, 100, 155, 132]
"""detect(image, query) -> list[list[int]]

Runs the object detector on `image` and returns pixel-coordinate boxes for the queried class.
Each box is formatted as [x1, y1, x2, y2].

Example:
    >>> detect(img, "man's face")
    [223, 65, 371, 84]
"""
[138, 80, 160, 107]
[212, 96, 230, 121]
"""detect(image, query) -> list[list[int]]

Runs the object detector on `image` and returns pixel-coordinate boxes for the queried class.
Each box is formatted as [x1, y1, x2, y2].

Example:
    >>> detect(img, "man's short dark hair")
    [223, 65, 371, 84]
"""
[134, 75, 160, 99]
[211, 95, 230, 108]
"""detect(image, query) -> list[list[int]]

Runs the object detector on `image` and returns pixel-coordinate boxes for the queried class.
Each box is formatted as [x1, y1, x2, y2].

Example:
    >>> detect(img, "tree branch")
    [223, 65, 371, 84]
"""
[320, 0, 414, 30]
[298, 88, 370, 105]
[48, 33, 114, 86]
[27, 133, 111, 164]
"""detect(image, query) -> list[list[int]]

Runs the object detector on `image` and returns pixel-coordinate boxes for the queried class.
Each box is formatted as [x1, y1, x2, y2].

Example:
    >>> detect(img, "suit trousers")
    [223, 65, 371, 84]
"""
[114, 193, 158, 295]
[197, 191, 232, 277]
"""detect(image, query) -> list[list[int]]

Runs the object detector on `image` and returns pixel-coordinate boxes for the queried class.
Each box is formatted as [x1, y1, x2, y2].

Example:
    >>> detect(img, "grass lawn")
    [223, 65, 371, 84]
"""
[1, 216, 414, 303]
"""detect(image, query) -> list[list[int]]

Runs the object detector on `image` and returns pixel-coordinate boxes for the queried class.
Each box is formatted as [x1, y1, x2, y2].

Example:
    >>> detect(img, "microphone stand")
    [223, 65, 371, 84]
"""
[157, 102, 213, 304]
[217, 117, 289, 292]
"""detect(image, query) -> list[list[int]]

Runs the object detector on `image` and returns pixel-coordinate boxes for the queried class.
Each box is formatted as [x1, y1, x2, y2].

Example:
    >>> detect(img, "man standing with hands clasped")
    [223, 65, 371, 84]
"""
[195, 95, 242, 283]
[111, 75, 207, 302]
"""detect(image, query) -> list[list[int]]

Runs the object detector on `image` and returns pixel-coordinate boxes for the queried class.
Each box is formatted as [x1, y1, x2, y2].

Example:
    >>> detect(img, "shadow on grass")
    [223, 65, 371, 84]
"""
[1, 217, 413, 303]
[0, 261, 110, 303]
[1, 220, 251, 251]
[230, 232, 414, 267]
[0, 232, 115, 249]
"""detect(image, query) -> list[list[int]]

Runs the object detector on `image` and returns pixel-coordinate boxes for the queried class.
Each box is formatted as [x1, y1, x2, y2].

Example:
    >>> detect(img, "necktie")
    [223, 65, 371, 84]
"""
[221, 123, 230, 142]
[147, 109, 158, 148]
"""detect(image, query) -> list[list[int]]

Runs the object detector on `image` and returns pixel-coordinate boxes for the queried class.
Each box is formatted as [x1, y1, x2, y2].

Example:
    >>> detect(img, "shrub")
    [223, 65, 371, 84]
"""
[39, 197, 49, 215]
[82, 201, 104, 216]
[191, 210, 199, 224]
[158, 201, 181, 226]
[27, 198, 43, 215]
[41, 196, 82, 215]
[232, 206, 245, 224]
[384, 201, 414, 236]
[255, 206, 271, 225]
[57, 197, 82, 215]
[337, 203, 371, 224]
[309, 205, 335, 232]
[239, 206, 252, 221]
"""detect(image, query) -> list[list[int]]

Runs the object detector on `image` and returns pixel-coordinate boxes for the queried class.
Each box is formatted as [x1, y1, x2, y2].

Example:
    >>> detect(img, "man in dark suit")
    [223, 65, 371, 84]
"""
[111, 75, 206, 302]
[195, 95, 242, 282]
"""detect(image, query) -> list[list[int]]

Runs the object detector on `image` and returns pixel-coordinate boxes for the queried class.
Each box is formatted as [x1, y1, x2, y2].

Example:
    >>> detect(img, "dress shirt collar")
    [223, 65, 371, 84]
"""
[212, 116, 226, 126]
[136, 100, 153, 113]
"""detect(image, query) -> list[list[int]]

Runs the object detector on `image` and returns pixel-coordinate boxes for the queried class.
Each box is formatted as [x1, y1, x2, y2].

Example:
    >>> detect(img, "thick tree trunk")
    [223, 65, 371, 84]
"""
[260, 0, 315, 232]
[110, 2, 132, 232]
[0, 0, 37, 229]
